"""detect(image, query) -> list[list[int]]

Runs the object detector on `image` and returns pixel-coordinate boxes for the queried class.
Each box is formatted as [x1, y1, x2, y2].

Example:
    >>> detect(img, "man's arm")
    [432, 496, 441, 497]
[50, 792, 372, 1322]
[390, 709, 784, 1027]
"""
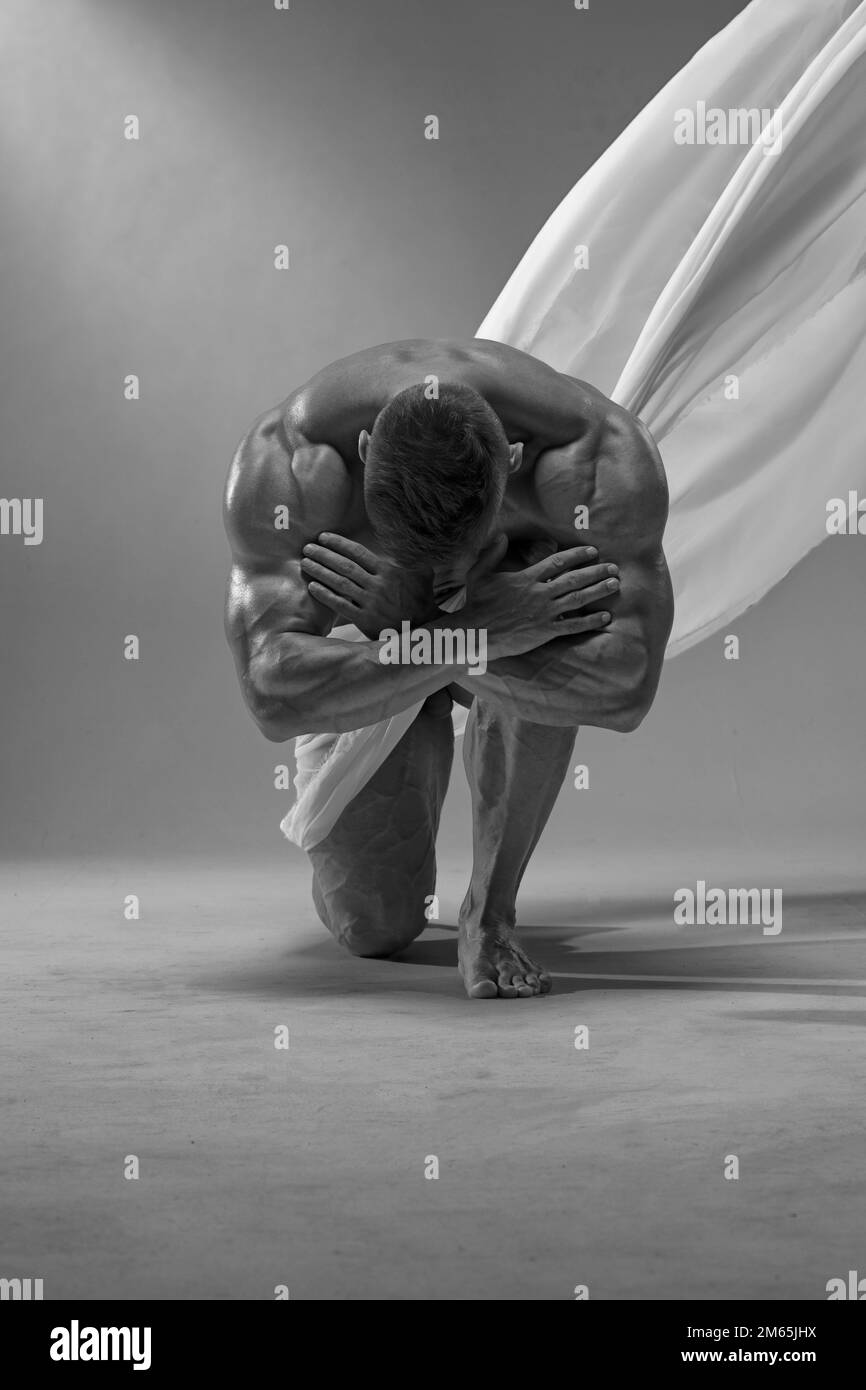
[224, 422, 468, 741]
[299, 528, 669, 733]
[457, 582, 669, 731]
[465, 409, 673, 730]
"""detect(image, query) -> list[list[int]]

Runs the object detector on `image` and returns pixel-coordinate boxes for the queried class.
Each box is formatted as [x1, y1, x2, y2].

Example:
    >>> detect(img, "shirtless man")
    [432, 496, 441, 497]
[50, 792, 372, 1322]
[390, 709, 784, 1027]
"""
[224, 339, 674, 999]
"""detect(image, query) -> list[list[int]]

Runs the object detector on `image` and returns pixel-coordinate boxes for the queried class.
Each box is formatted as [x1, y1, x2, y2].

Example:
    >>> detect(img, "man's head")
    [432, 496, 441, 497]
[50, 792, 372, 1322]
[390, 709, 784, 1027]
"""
[359, 382, 521, 577]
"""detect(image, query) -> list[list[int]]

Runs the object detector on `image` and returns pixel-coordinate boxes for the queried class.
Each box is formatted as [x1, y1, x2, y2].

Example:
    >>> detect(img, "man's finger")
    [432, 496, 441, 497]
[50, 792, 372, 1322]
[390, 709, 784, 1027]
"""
[553, 578, 619, 613]
[302, 541, 370, 583]
[301, 556, 365, 601]
[316, 533, 379, 573]
[546, 563, 617, 598]
[307, 580, 360, 619]
[526, 545, 600, 582]
[554, 610, 612, 633]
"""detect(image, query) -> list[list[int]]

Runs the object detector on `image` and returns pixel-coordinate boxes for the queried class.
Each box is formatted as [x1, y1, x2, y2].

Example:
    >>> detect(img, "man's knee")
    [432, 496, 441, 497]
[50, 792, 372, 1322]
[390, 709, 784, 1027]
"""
[335, 910, 425, 960]
[311, 862, 428, 958]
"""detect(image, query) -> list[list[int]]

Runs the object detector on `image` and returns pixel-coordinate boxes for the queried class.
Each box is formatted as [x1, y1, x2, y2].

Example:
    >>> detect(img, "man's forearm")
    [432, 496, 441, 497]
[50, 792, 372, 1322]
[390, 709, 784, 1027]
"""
[463, 629, 657, 731]
[463, 550, 673, 730]
[247, 618, 468, 740]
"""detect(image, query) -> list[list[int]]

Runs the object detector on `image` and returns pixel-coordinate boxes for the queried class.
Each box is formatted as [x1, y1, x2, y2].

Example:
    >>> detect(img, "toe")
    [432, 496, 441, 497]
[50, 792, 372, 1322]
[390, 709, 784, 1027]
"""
[512, 973, 535, 997]
[467, 975, 499, 999]
[537, 971, 553, 995]
[496, 973, 520, 998]
[522, 972, 542, 995]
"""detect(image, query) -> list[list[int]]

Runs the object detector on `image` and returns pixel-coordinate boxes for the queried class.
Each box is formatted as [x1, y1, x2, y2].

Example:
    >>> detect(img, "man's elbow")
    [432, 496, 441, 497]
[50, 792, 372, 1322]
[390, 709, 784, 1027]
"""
[243, 668, 299, 743]
[608, 701, 648, 734]
[607, 653, 663, 733]
[249, 696, 295, 742]
[255, 711, 294, 742]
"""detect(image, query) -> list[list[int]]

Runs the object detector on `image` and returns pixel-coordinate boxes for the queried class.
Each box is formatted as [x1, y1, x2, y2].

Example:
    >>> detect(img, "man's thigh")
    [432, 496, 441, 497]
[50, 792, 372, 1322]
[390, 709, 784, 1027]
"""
[308, 698, 454, 957]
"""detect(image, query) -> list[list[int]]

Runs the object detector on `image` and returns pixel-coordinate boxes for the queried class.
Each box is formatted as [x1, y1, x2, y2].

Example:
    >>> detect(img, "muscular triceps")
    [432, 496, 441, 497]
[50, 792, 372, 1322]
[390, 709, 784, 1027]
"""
[224, 563, 356, 738]
[224, 552, 323, 725]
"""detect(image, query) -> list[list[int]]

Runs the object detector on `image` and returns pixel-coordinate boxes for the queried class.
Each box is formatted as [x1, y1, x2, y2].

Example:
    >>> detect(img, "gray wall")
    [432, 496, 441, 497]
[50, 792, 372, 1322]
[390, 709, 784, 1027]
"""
[0, 0, 861, 873]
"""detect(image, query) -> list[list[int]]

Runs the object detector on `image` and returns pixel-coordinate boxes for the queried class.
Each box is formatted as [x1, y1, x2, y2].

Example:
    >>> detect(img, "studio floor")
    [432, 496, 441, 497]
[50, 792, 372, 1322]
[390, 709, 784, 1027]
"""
[2, 853, 864, 1301]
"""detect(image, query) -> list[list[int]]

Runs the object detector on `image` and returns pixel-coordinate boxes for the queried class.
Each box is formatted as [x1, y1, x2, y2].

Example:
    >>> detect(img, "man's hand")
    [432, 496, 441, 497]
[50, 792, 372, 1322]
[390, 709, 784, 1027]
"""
[300, 533, 436, 638]
[460, 536, 620, 662]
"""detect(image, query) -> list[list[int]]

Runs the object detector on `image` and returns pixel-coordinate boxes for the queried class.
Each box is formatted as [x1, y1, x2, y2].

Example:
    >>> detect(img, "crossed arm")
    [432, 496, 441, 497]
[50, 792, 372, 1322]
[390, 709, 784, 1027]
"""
[226, 547, 646, 740]
[296, 535, 671, 732]
[224, 422, 673, 740]
[460, 621, 664, 730]
[286, 418, 674, 732]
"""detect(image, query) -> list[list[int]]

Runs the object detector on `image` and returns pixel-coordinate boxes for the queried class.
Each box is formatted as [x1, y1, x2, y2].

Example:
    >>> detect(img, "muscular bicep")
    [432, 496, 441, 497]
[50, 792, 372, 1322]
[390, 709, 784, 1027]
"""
[223, 423, 352, 675]
[225, 555, 329, 665]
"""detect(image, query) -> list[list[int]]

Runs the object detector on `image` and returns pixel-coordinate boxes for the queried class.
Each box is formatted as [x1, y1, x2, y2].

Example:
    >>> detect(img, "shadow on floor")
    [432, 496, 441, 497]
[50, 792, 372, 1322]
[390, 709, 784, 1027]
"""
[196, 890, 866, 1002]
[395, 930, 866, 997]
[726, 1008, 866, 1025]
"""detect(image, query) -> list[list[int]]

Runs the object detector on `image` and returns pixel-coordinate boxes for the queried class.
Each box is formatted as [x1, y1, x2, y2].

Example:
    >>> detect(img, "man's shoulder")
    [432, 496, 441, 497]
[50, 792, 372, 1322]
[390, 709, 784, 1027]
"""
[224, 404, 353, 562]
[532, 404, 668, 546]
[600, 405, 667, 486]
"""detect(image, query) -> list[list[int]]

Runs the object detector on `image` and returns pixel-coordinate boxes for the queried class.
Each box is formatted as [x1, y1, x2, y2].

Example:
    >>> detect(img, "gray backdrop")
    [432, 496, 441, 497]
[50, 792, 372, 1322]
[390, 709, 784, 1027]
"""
[1, 0, 862, 876]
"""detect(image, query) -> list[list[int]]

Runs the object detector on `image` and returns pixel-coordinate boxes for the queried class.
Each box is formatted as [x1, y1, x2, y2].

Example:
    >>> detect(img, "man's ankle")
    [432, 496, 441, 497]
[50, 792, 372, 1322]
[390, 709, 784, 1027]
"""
[458, 904, 517, 937]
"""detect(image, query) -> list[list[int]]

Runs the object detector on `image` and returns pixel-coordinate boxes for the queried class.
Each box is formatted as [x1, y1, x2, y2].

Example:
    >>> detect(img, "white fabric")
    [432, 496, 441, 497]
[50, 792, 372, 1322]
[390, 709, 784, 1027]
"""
[283, 0, 866, 852]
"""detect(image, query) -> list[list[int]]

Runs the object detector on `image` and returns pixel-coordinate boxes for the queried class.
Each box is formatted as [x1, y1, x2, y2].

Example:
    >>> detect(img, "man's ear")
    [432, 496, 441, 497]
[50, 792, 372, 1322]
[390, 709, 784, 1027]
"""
[358, 430, 371, 463]
[508, 442, 524, 473]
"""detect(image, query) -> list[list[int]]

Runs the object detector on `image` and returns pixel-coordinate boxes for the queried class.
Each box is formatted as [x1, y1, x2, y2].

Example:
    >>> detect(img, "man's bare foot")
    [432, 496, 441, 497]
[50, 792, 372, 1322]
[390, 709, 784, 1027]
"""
[458, 925, 552, 1000]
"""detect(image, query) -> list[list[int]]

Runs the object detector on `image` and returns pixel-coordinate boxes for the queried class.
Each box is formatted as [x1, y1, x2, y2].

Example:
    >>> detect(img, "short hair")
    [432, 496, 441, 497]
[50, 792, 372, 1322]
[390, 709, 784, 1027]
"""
[364, 382, 508, 567]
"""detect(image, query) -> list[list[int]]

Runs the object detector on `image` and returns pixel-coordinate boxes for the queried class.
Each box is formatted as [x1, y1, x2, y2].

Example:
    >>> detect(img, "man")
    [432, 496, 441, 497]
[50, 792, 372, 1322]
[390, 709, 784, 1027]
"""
[224, 338, 674, 999]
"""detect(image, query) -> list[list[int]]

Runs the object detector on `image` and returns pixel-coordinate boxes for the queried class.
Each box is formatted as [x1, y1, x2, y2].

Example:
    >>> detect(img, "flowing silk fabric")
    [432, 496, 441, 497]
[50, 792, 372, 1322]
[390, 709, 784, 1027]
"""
[283, 0, 866, 852]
